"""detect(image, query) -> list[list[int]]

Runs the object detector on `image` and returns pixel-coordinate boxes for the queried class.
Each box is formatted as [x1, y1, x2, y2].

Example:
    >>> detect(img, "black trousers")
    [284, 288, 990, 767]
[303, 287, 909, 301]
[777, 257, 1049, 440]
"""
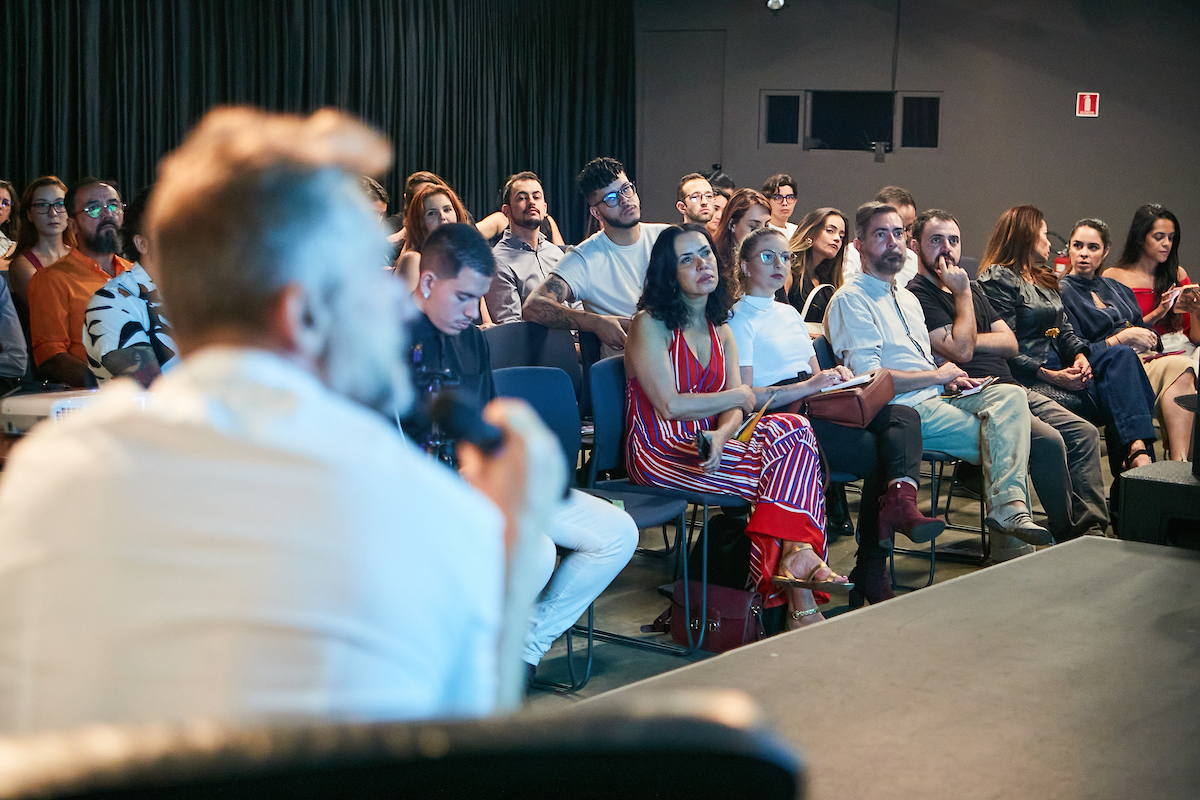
[810, 403, 924, 560]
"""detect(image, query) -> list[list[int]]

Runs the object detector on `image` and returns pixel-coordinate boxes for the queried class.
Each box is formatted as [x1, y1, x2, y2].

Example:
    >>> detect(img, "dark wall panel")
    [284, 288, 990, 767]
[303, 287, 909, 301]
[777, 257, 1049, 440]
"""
[2, 0, 636, 245]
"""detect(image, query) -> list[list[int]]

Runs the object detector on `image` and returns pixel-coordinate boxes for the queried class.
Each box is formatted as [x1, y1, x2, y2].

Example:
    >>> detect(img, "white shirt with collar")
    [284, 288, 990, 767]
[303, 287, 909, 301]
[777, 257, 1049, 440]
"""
[825, 271, 941, 407]
[727, 294, 815, 386]
[0, 347, 505, 732]
[550, 223, 670, 318]
[841, 242, 919, 288]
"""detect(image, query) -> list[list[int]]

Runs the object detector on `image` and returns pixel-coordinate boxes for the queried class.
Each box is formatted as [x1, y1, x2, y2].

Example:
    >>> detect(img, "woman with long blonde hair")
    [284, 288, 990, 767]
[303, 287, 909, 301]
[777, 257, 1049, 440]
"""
[784, 207, 849, 323]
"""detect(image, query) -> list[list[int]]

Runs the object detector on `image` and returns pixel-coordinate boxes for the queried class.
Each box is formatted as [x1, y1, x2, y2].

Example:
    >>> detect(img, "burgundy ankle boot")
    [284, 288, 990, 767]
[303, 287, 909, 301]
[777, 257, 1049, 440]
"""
[848, 558, 894, 608]
[877, 480, 945, 550]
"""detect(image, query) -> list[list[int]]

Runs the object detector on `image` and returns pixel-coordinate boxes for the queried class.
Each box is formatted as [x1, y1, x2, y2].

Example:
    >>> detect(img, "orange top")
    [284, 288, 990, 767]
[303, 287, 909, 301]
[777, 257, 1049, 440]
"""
[28, 249, 131, 366]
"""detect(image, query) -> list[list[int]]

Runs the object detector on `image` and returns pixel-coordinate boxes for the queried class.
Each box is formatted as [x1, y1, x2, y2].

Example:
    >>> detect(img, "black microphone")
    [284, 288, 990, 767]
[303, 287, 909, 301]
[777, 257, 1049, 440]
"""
[430, 391, 504, 455]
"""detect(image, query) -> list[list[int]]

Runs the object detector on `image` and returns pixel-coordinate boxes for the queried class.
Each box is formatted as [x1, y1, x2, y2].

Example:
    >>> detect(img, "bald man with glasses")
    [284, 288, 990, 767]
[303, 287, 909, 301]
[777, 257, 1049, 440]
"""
[28, 178, 131, 387]
[523, 157, 669, 353]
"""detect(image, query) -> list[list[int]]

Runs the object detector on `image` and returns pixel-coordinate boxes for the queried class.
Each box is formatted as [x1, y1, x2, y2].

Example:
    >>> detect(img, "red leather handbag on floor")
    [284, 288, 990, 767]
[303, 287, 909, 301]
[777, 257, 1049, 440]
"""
[644, 580, 766, 653]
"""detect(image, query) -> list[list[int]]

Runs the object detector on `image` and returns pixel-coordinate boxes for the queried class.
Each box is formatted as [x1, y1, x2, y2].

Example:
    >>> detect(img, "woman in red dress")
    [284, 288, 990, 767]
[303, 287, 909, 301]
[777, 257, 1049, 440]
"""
[624, 224, 848, 628]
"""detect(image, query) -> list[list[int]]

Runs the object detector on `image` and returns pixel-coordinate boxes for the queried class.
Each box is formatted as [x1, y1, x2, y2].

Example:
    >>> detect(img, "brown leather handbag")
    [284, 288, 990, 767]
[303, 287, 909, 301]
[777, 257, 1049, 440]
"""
[788, 368, 895, 428]
[644, 580, 766, 653]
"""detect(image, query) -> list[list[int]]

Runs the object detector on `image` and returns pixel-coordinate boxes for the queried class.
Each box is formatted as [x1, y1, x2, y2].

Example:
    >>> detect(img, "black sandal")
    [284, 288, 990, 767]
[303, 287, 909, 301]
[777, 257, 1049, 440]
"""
[1120, 447, 1154, 472]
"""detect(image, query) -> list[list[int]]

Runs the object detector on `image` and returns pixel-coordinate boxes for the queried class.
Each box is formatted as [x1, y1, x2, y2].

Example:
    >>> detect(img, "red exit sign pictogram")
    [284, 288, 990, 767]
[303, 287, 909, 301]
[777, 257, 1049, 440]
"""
[1077, 93, 1099, 117]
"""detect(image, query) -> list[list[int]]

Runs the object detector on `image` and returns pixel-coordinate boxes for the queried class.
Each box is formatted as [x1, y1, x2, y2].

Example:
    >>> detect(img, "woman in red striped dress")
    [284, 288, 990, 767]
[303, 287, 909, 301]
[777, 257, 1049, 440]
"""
[624, 224, 848, 628]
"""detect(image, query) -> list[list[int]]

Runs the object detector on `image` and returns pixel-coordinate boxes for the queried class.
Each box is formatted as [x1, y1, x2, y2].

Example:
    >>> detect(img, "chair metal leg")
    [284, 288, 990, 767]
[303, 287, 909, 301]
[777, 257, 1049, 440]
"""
[934, 462, 991, 566]
[576, 507, 707, 658]
[890, 460, 941, 590]
[635, 520, 683, 559]
[534, 606, 595, 693]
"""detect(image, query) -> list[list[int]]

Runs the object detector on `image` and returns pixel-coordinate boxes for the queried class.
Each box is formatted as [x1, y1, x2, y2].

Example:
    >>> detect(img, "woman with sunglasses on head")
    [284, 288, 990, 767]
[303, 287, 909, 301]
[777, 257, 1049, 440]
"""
[712, 189, 772, 273]
[1102, 204, 1198, 352]
[1060, 218, 1196, 461]
[977, 205, 1158, 474]
[728, 227, 941, 607]
[783, 207, 850, 324]
[625, 223, 850, 629]
[8, 176, 75, 321]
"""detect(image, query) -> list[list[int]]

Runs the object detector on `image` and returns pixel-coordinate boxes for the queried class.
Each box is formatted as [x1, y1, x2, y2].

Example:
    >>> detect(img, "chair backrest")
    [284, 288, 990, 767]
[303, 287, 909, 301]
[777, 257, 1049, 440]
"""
[578, 330, 604, 418]
[493, 366, 581, 484]
[958, 255, 981, 280]
[0, 704, 804, 800]
[484, 322, 581, 401]
[586, 355, 626, 484]
[812, 335, 838, 369]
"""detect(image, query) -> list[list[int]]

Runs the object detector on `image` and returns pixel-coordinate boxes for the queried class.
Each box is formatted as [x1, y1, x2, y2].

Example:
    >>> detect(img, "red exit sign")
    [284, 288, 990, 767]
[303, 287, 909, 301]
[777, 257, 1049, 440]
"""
[1077, 93, 1099, 117]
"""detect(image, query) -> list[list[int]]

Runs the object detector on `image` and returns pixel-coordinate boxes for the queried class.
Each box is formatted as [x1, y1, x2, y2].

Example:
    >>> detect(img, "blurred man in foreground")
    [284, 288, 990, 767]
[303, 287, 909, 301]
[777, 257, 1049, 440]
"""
[0, 107, 561, 733]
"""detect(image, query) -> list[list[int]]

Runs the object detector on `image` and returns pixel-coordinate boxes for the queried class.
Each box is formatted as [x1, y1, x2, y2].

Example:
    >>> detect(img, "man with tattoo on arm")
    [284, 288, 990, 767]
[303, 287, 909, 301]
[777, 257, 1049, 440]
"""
[522, 158, 669, 354]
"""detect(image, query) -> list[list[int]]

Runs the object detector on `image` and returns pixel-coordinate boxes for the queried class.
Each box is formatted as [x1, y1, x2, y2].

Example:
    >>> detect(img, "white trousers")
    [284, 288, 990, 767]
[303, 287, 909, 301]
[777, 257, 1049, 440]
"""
[523, 489, 638, 664]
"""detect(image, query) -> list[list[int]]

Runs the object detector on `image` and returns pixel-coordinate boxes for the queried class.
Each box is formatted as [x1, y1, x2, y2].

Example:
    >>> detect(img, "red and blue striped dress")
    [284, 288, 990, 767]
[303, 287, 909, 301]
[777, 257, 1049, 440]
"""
[625, 322, 827, 607]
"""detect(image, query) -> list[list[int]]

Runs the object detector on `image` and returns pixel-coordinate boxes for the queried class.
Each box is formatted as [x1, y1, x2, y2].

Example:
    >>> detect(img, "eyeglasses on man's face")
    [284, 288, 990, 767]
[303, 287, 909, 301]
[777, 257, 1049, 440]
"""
[596, 182, 636, 208]
[771, 193, 797, 205]
[30, 200, 67, 216]
[685, 191, 714, 204]
[755, 250, 798, 266]
[78, 200, 125, 219]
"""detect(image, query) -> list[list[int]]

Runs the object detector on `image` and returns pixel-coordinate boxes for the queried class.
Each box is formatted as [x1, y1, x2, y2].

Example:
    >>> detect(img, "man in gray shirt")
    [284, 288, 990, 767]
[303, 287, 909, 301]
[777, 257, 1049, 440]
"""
[484, 172, 564, 324]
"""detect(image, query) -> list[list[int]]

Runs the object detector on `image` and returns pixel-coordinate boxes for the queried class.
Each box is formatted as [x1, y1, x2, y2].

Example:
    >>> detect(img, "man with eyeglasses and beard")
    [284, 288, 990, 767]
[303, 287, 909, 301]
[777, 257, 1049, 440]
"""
[523, 157, 669, 354]
[28, 178, 131, 386]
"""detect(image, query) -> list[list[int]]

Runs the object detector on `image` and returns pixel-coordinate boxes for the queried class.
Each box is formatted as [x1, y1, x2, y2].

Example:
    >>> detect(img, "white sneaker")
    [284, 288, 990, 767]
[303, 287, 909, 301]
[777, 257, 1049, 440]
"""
[985, 507, 1053, 546]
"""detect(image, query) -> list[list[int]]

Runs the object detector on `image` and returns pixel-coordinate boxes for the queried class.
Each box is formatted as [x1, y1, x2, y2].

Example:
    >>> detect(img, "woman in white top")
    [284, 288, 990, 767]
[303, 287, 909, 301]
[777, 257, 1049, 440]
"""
[727, 227, 942, 607]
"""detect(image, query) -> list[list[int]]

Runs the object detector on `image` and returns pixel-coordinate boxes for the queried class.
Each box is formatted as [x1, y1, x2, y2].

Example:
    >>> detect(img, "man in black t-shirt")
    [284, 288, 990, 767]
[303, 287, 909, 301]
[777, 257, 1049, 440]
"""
[906, 209, 1109, 541]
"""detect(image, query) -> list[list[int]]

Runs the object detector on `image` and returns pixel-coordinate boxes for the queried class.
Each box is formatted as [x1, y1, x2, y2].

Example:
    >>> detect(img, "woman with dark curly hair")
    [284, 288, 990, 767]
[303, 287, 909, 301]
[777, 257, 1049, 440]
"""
[624, 224, 848, 628]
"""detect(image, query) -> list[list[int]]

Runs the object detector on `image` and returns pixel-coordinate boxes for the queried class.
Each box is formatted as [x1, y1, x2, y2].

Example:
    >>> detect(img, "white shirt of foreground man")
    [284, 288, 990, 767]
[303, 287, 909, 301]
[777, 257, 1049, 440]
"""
[0, 349, 503, 728]
[0, 107, 561, 733]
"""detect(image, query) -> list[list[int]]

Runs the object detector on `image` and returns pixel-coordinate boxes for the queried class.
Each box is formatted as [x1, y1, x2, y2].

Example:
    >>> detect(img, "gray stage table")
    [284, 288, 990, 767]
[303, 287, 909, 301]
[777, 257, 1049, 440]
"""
[582, 537, 1200, 799]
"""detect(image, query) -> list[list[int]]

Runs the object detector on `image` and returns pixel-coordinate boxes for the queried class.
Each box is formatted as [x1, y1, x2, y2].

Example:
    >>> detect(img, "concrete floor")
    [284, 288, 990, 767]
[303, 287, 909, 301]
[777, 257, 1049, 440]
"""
[524, 456, 1117, 712]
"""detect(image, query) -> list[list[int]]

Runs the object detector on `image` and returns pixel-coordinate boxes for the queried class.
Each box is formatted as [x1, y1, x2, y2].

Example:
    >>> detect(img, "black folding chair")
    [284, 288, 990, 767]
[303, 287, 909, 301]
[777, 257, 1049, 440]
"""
[494, 366, 689, 689]
[586, 356, 757, 653]
[484, 321, 582, 401]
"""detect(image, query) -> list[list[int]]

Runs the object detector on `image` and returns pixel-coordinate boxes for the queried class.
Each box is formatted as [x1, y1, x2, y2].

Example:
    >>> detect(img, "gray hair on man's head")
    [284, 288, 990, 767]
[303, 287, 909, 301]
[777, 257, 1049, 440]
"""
[854, 201, 899, 241]
[146, 106, 392, 340]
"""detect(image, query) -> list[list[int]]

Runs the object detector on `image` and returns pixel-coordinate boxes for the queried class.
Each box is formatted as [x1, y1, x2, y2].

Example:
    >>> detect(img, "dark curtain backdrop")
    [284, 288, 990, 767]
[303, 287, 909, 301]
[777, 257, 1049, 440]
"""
[1, 0, 635, 244]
